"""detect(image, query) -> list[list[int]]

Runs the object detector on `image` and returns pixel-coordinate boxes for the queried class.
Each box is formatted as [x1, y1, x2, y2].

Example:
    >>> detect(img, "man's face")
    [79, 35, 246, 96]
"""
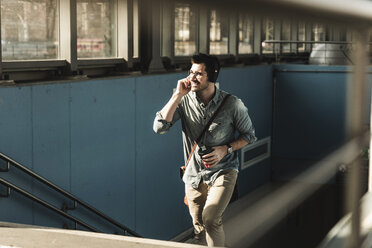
[187, 63, 211, 93]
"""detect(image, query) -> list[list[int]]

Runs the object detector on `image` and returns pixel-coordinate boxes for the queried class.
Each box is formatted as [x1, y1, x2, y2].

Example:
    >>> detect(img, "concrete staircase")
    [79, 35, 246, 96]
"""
[0, 222, 207, 248]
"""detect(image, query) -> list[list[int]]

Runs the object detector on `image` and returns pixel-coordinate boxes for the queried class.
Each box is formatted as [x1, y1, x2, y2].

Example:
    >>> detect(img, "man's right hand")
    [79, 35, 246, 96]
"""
[159, 77, 191, 122]
[176, 78, 191, 96]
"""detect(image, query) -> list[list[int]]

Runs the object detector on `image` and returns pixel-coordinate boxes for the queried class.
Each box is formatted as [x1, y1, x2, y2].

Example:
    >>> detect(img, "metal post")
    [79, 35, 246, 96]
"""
[346, 29, 368, 248]
[0, 0, 14, 85]
[0, 0, 3, 80]
[161, 0, 174, 63]
[229, 9, 239, 58]
[118, 0, 134, 67]
[369, 41, 372, 195]
[60, 0, 77, 74]
[198, 4, 209, 54]
[253, 16, 262, 55]
[148, 0, 166, 72]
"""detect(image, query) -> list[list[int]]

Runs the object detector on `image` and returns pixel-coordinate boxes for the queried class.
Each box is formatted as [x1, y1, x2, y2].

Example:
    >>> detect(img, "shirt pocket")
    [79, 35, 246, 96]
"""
[208, 121, 222, 132]
[208, 116, 230, 131]
[207, 118, 231, 143]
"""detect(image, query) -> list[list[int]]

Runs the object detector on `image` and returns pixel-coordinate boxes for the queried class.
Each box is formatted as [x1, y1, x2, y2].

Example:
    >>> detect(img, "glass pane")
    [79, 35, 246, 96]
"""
[1, 0, 59, 60]
[281, 21, 291, 53]
[312, 24, 325, 50]
[209, 9, 228, 55]
[238, 13, 253, 54]
[174, 3, 196, 56]
[298, 22, 305, 52]
[262, 18, 274, 54]
[77, 0, 117, 58]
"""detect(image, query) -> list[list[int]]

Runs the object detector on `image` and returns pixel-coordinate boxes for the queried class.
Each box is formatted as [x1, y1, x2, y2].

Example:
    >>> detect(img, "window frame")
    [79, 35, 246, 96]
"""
[0, 0, 136, 81]
[208, 7, 230, 56]
[237, 12, 254, 55]
[280, 20, 292, 54]
[172, 2, 235, 68]
[261, 17, 275, 54]
[0, 0, 353, 82]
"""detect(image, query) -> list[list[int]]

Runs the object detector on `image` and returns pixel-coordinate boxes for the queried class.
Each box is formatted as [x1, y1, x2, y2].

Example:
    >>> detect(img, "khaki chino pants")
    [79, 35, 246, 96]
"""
[186, 169, 238, 247]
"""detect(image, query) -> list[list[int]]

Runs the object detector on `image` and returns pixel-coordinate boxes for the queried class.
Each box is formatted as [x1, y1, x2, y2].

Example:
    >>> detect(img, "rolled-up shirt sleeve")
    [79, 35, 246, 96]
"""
[233, 99, 257, 144]
[153, 107, 181, 134]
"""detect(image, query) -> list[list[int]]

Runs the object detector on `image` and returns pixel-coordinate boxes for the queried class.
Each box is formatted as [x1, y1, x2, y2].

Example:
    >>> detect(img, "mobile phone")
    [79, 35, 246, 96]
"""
[198, 145, 214, 168]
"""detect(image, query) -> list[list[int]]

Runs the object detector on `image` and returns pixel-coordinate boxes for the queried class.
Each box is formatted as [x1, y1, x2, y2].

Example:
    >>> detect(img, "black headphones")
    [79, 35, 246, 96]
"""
[191, 53, 220, 83]
[208, 58, 220, 83]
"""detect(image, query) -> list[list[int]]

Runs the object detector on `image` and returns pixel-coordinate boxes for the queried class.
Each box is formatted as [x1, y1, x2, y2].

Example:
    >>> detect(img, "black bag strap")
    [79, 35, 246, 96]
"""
[184, 94, 231, 167]
[195, 94, 231, 144]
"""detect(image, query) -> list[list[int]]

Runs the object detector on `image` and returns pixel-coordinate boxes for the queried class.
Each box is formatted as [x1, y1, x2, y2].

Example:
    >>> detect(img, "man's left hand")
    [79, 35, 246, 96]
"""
[201, 145, 228, 168]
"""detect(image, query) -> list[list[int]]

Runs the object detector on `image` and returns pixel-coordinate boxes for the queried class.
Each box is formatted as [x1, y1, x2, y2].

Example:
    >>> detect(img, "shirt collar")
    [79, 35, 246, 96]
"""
[190, 85, 220, 106]
[212, 86, 221, 105]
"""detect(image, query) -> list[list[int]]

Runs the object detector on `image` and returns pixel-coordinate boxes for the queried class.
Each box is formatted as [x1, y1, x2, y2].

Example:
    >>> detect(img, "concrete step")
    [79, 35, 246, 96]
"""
[172, 182, 279, 247]
[0, 222, 208, 248]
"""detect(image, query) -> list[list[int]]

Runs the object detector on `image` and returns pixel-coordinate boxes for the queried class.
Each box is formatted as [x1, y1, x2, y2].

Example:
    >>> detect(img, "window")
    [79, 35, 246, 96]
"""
[77, 0, 117, 58]
[281, 20, 291, 53]
[312, 24, 325, 49]
[1, 0, 59, 61]
[238, 13, 253, 54]
[209, 9, 228, 55]
[298, 22, 306, 52]
[262, 18, 274, 54]
[174, 3, 196, 56]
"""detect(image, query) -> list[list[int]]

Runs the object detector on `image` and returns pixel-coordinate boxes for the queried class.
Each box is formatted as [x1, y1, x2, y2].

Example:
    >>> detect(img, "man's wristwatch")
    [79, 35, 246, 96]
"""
[227, 144, 233, 155]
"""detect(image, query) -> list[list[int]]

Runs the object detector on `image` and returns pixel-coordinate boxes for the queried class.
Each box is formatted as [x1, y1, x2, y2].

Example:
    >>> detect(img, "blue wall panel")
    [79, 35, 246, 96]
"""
[0, 87, 33, 164]
[32, 84, 71, 188]
[272, 65, 349, 180]
[70, 78, 136, 231]
[0, 86, 34, 224]
[32, 83, 72, 227]
[135, 73, 189, 239]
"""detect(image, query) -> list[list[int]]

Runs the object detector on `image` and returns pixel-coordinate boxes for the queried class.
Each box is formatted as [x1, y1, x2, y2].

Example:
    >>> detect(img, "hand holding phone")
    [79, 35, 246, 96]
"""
[198, 146, 214, 168]
[176, 78, 191, 96]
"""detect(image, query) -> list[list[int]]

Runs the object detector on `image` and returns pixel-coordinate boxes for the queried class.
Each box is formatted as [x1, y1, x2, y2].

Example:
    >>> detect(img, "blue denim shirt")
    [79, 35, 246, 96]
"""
[153, 88, 257, 189]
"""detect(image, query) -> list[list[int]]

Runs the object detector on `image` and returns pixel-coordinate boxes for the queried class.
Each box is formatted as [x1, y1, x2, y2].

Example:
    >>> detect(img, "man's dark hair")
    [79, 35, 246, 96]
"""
[191, 53, 220, 82]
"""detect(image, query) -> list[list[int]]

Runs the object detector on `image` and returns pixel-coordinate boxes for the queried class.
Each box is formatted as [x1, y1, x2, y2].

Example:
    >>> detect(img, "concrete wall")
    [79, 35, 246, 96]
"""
[0, 65, 273, 240]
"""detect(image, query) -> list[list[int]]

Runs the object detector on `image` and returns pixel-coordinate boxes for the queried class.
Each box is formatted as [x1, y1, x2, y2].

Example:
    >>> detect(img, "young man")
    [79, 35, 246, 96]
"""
[153, 53, 256, 247]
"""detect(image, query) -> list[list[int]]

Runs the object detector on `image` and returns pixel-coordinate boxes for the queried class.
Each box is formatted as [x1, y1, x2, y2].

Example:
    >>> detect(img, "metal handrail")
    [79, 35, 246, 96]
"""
[262, 40, 360, 64]
[0, 152, 141, 237]
[263, 40, 353, 44]
[0, 177, 100, 233]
